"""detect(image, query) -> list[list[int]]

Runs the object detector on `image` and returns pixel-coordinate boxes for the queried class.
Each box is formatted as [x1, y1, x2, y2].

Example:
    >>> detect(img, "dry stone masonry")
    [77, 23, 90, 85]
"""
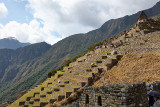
[63, 81, 160, 107]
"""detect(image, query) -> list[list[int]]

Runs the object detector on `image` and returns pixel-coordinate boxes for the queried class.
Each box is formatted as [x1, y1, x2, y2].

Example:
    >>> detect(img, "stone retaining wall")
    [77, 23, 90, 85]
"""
[63, 82, 149, 107]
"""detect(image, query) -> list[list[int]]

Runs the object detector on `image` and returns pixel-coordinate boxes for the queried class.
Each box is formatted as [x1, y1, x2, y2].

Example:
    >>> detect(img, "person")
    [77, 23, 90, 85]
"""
[149, 95, 155, 106]
[148, 85, 155, 106]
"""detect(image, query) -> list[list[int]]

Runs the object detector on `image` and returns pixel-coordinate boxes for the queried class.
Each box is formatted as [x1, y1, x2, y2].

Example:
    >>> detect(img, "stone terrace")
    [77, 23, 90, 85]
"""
[9, 49, 121, 107]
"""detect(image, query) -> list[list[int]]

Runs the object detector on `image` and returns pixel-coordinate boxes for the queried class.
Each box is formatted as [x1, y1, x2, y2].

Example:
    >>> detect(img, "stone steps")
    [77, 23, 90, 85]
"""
[51, 81, 65, 87]
[63, 73, 92, 82]
[48, 84, 59, 91]
[32, 101, 40, 107]
[60, 87, 72, 98]
[66, 67, 100, 77]
[53, 91, 65, 101]
[60, 76, 86, 87]
[40, 98, 48, 106]
[24, 101, 32, 107]
[65, 84, 80, 92]
[40, 91, 46, 98]
[46, 94, 57, 103]
[44, 87, 52, 94]
[29, 98, 34, 104]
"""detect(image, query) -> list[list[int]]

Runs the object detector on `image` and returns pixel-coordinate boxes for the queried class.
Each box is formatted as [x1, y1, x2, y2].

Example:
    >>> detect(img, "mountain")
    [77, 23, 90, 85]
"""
[1, 1, 160, 104]
[0, 37, 30, 49]
[0, 42, 52, 103]
[9, 11, 160, 107]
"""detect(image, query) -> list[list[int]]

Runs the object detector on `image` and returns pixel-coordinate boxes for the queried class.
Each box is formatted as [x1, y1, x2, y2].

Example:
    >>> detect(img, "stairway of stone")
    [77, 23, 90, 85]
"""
[9, 50, 121, 107]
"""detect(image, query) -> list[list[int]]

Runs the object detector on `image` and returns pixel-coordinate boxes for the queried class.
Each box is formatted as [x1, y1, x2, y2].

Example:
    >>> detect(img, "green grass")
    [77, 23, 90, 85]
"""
[45, 87, 52, 92]
[9, 76, 55, 107]
[40, 97, 48, 102]
[57, 71, 64, 74]
[32, 101, 40, 107]
[101, 51, 108, 55]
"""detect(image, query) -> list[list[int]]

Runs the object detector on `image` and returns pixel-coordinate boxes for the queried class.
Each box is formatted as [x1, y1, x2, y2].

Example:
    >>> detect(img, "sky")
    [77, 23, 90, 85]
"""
[0, 0, 159, 45]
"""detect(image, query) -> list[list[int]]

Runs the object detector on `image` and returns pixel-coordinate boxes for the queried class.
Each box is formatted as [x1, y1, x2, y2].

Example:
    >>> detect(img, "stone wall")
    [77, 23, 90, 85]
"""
[62, 82, 149, 107]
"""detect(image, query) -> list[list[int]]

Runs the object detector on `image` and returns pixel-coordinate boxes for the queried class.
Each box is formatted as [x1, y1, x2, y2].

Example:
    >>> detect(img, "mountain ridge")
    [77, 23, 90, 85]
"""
[1, 1, 160, 104]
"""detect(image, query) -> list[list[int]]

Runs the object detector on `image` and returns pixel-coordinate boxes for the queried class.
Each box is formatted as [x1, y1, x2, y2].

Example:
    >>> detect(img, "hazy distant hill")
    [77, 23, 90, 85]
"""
[0, 1, 160, 104]
[0, 37, 30, 49]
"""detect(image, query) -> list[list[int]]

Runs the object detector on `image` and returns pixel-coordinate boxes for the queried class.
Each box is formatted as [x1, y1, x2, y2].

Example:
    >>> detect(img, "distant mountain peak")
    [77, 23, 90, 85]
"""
[0, 37, 30, 49]
[6, 37, 17, 40]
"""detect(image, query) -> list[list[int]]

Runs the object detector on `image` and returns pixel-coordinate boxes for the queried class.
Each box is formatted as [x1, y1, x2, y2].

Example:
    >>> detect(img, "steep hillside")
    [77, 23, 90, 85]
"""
[9, 47, 121, 107]
[1, 1, 160, 104]
[0, 42, 52, 103]
[94, 53, 160, 86]
[0, 37, 30, 49]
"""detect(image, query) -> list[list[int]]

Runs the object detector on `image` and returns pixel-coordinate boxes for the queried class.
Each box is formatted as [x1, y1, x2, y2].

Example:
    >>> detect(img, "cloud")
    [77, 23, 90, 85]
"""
[0, 3, 8, 18]
[27, 0, 160, 37]
[0, 0, 160, 45]
[0, 20, 61, 44]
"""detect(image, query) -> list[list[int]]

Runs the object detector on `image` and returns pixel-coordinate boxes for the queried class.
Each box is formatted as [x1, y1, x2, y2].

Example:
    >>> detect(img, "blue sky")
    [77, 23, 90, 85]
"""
[1, 0, 32, 24]
[0, 0, 159, 44]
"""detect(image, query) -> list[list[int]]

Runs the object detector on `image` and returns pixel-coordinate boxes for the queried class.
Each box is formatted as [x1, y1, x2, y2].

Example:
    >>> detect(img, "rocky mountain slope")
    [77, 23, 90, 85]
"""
[1, 1, 160, 104]
[0, 37, 30, 49]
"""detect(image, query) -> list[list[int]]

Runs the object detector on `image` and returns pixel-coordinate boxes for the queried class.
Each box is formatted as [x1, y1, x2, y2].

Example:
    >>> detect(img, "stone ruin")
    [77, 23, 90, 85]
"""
[136, 11, 160, 33]
[63, 81, 160, 107]
[137, 11, 148, 24]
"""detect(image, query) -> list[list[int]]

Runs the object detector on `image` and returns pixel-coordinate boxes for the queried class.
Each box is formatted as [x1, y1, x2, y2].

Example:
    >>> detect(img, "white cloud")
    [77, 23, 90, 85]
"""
[0, 20, 61, 44]
[0, 0, 160, 45]
[0, 3, 8, 18]
[27, 0, 160, 38]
